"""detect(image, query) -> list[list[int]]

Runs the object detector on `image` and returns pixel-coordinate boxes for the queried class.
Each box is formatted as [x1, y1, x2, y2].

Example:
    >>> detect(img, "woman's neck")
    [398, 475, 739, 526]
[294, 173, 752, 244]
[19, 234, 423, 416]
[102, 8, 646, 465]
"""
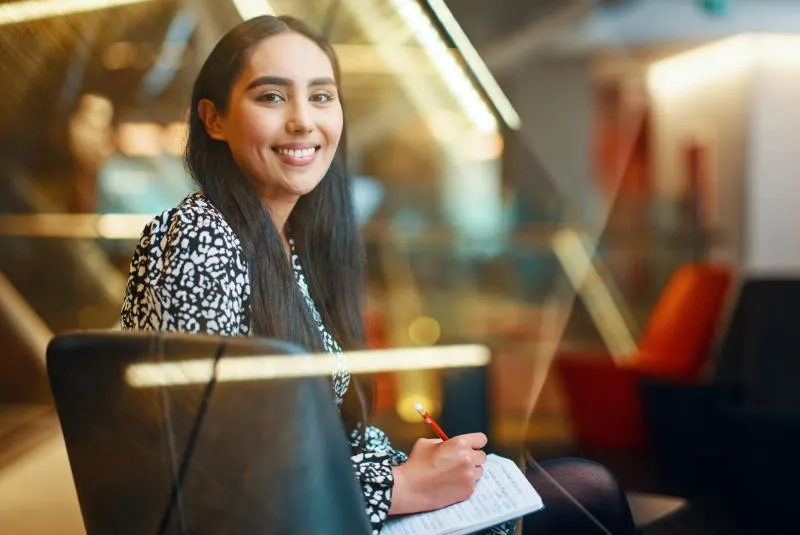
[264, 199, 293, 231]
[261, 195, 297, 261]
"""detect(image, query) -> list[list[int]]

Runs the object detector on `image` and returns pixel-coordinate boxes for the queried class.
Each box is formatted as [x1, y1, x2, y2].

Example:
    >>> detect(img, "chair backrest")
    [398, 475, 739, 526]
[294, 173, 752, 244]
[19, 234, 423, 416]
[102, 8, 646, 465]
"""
[712, 278, 800, 417]
[635, 263, 733, 381]
[47, 330, 371, 535]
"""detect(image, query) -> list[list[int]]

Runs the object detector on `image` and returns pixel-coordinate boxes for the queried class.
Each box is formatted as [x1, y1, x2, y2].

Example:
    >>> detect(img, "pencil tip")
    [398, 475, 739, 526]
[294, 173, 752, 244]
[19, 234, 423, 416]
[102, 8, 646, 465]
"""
[414, 402, 424, 413]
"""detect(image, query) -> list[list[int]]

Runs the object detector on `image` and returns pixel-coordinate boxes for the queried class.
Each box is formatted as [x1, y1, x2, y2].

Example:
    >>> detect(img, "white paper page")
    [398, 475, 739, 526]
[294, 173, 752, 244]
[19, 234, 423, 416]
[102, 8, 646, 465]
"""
[382, 454, 544, 535]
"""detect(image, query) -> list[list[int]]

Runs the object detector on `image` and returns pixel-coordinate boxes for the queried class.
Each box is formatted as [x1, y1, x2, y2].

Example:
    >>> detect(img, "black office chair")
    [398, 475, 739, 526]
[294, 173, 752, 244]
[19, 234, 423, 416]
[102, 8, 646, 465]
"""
[643, 278, 800, 531]
[47, 330, 371, 535]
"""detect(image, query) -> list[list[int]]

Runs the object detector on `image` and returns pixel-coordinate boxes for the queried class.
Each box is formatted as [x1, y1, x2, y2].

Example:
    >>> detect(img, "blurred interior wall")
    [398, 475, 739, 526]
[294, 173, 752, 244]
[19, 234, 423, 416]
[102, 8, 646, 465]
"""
[648, 39, 751, 268]
[649, 35, 800, 275]
[746, 37, 800, 275]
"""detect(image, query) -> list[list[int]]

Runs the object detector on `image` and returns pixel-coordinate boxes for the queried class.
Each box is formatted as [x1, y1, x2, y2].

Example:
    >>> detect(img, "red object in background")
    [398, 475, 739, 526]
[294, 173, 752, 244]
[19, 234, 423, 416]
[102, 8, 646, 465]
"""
[592, 84, 651, 200]
[557, 358, 647, 450]
[373, 374, 394, 411]
[556, 263, 733, 451]
[684, 136, 711, 231]
[364, 307, 394, 410]
[364, 307, 388, 349]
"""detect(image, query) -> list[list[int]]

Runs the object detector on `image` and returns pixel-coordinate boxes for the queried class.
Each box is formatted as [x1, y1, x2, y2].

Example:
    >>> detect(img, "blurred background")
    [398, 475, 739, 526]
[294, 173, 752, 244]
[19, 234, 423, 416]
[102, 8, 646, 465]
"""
[1, 0, 799, 533]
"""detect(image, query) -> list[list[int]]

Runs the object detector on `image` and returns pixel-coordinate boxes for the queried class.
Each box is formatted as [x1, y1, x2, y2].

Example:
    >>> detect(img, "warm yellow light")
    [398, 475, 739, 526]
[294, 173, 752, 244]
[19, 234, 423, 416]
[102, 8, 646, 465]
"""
[161, 121, 187, 156]
[648, 35, 755, 98]
[552, 229, 637, 361]
[756, 34, 800, 66]
[117, 122, 163, 157]
[459, 130, 504, 161]
[394, 369, 442, 423]
[131, 42, 157, 70]
[0, 0, 152, 26]
[126, 345, 490, 388]
[408, 316, 441, 345]
[231, 0, 274, 20]
[386, 0, 497, 132]
[97, 214, 152, 239]
[427, 109, 467, 143]
[103, 41, 136, 70]
[649, 33, 800, 100]
[424, 0, 521, 130]
[397, 394, 439, 423]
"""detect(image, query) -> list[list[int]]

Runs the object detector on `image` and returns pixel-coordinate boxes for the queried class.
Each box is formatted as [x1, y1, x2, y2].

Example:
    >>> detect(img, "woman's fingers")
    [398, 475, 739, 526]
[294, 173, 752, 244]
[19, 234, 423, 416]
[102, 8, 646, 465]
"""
[451, 432, 488, 449]
[453, 445, 486, 466]
[472, 465, 485, 482]
[472, 449, 487, 466]
[440, 433, 488, 455]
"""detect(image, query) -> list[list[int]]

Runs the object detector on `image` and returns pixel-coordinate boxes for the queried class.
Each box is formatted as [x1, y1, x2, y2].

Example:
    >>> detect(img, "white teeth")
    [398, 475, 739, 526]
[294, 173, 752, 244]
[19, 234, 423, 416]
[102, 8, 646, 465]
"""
[277, 147, 316, 158]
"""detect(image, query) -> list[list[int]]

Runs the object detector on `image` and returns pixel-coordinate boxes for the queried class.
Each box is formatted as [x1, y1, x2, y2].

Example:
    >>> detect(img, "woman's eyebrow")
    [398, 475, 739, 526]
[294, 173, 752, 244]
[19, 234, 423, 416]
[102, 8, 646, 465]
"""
[308, 76, 336, 87]
[245, 75, 336, 90]
[246, 75, 290, 90]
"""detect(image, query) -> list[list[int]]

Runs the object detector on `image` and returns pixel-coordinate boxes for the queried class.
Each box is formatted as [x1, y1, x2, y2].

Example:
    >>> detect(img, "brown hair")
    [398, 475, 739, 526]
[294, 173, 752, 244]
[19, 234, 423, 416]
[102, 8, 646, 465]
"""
[185, 15, 369, 446]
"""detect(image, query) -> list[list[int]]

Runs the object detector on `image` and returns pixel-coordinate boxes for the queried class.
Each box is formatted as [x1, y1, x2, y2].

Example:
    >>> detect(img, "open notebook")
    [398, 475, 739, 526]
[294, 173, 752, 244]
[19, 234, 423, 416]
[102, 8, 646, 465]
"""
[382, 454, 545, 535]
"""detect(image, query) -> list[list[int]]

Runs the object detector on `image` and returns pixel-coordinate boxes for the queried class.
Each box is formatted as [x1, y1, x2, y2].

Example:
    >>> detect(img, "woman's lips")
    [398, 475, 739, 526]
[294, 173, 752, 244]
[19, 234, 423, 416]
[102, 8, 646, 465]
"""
[273, 145, 320, 166]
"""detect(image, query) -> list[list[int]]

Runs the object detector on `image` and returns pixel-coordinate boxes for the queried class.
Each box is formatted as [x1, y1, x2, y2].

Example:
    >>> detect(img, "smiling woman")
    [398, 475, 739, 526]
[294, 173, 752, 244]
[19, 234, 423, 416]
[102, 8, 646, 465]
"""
[118, 14, 637, 535]
[121, 15, 427, 535]
[196, 32, 344, 233]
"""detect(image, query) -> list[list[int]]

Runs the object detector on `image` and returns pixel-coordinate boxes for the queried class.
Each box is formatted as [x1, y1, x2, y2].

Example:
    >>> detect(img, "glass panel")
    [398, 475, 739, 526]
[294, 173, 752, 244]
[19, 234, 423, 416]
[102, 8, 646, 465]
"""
[3, 1, 762, 533]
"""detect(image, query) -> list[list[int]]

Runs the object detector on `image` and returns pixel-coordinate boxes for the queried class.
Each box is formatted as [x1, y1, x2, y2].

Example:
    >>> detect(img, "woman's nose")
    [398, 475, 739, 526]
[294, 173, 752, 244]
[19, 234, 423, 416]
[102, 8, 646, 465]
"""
[286, 101, 313, 134]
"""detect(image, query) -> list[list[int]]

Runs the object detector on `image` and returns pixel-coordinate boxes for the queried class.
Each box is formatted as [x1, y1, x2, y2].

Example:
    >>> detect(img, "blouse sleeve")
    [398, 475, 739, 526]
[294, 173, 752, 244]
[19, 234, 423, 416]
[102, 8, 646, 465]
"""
[120, 206, 250, 336]
[351, 450, 396, 534]
[350, 425, 514, 535]
[350, 425, 408, 534]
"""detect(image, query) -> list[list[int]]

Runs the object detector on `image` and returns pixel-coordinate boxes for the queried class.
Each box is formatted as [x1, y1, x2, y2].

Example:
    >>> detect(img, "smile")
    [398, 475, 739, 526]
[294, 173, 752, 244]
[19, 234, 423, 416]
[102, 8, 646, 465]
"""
[272, 145, 320, 166]
[275, 147, 317, 158]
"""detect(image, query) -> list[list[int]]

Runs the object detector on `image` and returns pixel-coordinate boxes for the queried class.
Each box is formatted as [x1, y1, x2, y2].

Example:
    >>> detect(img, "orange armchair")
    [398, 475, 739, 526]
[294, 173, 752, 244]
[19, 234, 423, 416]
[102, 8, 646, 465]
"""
[556, 263, 733, 451]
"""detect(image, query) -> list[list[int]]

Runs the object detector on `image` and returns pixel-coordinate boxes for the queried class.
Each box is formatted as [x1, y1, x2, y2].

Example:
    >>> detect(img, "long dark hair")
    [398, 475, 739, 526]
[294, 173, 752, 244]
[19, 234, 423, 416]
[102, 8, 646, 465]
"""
[185, 15, 369, 442]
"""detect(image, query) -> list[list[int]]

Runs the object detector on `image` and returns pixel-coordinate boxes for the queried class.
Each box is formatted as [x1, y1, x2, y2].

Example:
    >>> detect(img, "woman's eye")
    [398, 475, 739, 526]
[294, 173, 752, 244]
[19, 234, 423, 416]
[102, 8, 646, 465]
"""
[311, 92, 336, 104]
[256, 92, 284, 103]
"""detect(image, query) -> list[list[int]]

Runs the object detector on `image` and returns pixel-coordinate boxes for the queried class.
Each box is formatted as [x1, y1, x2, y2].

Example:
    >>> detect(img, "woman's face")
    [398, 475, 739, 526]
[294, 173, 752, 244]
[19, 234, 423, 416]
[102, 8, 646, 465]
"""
[204, 33, 343, 208]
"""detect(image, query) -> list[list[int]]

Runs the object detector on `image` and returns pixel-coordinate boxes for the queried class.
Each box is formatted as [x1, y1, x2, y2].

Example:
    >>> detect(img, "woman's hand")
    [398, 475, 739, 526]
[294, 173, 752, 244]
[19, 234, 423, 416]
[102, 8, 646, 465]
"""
[389, 432, 488, 515]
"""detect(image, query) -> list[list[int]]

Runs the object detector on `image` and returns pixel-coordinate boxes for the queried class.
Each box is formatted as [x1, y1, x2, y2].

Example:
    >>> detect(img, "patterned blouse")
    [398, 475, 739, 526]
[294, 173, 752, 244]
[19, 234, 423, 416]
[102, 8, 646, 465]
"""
[120, 192, 511, 535]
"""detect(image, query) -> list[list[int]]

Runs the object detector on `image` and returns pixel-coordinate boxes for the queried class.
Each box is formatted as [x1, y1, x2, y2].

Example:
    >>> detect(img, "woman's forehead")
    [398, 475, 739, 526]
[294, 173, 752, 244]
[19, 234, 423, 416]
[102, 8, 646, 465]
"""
[240, 33, 335, 85]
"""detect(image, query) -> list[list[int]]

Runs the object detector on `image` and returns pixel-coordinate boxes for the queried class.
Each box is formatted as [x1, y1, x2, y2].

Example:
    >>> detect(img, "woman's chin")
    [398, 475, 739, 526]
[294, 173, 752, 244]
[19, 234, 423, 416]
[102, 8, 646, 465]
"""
[286, 179, 323, 197]
[284, 173, 328, 196]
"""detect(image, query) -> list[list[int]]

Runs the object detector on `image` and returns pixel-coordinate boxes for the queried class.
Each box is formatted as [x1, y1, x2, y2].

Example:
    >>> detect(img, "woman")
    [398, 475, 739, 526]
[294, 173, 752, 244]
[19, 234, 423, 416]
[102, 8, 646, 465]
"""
[121, 15, 637, 535]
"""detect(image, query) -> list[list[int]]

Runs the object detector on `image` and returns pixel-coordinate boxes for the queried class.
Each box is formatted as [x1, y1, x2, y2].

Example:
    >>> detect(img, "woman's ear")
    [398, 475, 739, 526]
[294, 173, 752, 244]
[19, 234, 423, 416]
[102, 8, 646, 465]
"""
[197, 99, 226, 141]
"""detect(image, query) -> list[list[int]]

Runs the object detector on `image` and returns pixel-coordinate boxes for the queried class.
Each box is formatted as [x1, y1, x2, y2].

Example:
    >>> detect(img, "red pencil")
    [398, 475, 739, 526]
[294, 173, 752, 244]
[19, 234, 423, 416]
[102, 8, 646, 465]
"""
[414, 403, 449, 441]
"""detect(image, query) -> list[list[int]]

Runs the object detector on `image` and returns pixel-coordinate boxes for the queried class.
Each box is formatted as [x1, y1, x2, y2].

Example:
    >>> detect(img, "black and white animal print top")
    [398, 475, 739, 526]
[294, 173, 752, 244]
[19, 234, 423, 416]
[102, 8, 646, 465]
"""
[121, 192, 513, 535]
[120, 192, 405, 534]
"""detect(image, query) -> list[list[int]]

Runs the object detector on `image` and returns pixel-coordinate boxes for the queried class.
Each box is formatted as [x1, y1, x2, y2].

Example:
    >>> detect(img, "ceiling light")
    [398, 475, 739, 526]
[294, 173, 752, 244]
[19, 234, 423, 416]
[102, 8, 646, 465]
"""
[0, 0, 152, 26]
[387, 0, 497, 132]
[424, 0, 521, 130]
[126, 345, 490, 387]
[648, 35, 754, 99]
[230, 0, 274, 20]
